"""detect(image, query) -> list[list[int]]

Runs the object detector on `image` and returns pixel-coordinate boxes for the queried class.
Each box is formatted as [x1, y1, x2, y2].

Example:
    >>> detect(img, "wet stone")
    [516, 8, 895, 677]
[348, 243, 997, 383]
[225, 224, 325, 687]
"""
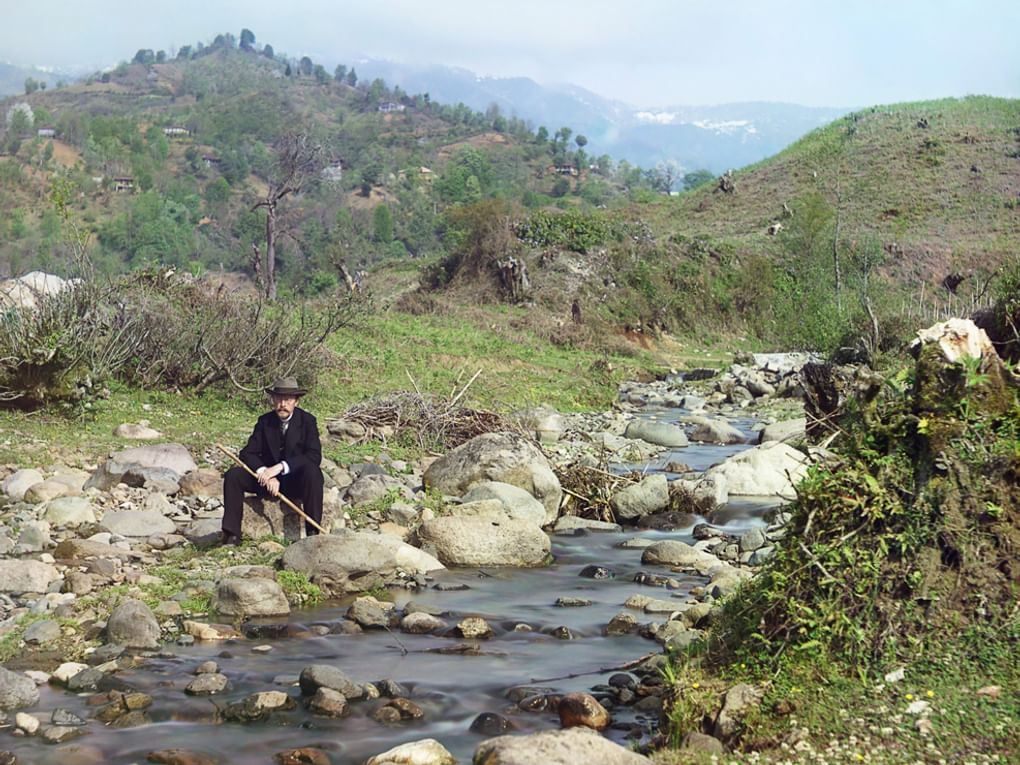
[273, 748, 331, 765]
[506, 685, 555, 703]
[456, 616, 493, 639]
[609, 673, 638, 690]
[558, 692, 610, 730]
[308, 687, 347, 718]
[470, 712, 513, 735]
[242, 622, 291, 640]
[578, 565, 615, 579]
[372, 697, 424, 723]
[548, 626, 575, 640]
[51, 708, 86, 726]
[376, 679, 408, 698]
[41, 724, 85, 743]
[66, 668, 104, 692]
[555, 597, 592, 607]
[148, 750, 219, 765]
[633, 571, 682, 588]
[108, 709, 150, 728]
[222, 691, 295, 722]
[433, 582, 470, 591]
[604, 612, 638, 635]
[185, 673, 229, 695]
[194, 661, 218, 675]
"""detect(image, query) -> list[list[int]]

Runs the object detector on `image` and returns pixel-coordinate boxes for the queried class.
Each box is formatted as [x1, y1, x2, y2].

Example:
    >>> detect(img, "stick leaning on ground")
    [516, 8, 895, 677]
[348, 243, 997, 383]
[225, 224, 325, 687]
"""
[215, 443, 327, 535]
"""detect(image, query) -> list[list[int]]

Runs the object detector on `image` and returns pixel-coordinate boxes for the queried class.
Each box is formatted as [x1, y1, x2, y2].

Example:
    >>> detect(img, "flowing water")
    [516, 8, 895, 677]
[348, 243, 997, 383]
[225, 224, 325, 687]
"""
[10, 410, 779, 765]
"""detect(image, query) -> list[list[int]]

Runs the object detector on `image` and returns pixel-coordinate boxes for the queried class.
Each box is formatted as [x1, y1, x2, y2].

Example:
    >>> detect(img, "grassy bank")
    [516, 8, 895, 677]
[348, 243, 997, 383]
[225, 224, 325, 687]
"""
[0, 306, 725, 466]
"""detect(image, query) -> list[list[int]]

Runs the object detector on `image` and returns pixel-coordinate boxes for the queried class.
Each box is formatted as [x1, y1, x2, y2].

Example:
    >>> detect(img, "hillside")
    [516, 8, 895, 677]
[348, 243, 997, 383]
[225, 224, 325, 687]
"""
[2, 38, 1019, 355]
[0, 42, 629, 291]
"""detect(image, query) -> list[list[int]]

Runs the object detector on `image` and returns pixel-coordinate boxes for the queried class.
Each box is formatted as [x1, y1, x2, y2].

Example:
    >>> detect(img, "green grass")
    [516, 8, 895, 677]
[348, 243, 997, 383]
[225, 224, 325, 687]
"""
[0, 306, 674, 465]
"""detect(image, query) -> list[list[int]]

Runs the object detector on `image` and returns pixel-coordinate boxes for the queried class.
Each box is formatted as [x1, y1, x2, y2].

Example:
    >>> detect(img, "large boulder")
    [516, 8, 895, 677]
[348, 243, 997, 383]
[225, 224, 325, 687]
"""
[0, 560, 60, 593]
[42, 497, 96, 527]
[624, 419, 689, 448]
[704, 442, 809, 499]
[642, 540, 720, 571]
[281, 531, 443, 597]
[212, 578, 289, 617]
[423, 432, 561, 525]
[0, 271, 69, 310]
[365, 738, 455, 765]
[2, 469, 44, 501]
[683, 415, 745, 445]
[419, 515, 550, 567]
[461, 481, 548, 527]
[99, 510, 176, 537]
[86, 444, 197, 491]
[473, 727, 651, 764]
[758, 417, 807, 445]
[610, 474, 669, 521]
[107, 599, 161, 648]
[0, 667, 39, 710]
[236, 494, 345, 541]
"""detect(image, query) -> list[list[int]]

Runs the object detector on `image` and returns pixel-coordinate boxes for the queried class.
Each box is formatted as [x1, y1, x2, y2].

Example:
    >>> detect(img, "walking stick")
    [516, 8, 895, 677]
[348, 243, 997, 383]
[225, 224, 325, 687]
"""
[216, 444, 327, 535]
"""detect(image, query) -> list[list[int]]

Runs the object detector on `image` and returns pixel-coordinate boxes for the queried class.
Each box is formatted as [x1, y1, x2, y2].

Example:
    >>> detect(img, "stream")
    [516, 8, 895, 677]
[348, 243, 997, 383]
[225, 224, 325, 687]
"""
[8, 408, 779, 765]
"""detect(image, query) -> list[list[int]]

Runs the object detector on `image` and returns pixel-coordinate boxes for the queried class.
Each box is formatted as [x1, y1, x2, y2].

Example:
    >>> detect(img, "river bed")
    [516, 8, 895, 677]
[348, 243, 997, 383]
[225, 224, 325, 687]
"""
[7, 414, 777, 764]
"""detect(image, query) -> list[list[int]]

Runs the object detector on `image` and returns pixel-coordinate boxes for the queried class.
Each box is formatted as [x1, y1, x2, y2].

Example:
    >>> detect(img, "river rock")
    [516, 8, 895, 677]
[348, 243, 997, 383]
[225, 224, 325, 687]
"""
[0, 667, 38, 711]
[642, 540, 719, 570]
[236, 495, 344, 541]
[23, 619, 61, 645]
[473, 726, 651, 764]
[759, 417, 807, 444]
[714, 682, 765, 739]
[17, 521, 51, 551]
[99, 510, 177, 537]
[281, 531, 443, 596]
[610, 474, 669, 520]
[346, 596, 395, 629]
[85, 443, 197, 491]
[273, 749, 331, 765]
[419, 515, 550, 567]
[53, 538, 134, 560]
[24, 479, 73, 503]
[423, 431, 561, 525]
[401, 612, 448, 634]
[457, 616, 493, 639]
[15, 711, 40, 734]
[0, 559, 60, 593]
[624, 420, 688, 448]
[183, 621, 242, 641]
[364, 738, 455, 765]
[212, 578, 290, 617]
[42, 496, 96, 527]
[461, 481, 548, 526]
[147, 751, 219, 765]
[223, 691, 295, 722]
[558, 692, 610, 730]
[185, 673, 229, 695]
[682, 731, 726, 754]
[178, 469, 223, 497]
[2, 468, 44, 501]
[346, 473, 412, 506]
[106, 599, 160, 648]
[308, 687, 348, 717]
[298, 665, 364, 700]
[553, 516, 622, 533]
[704, 442, 809, 498]
[683, 415, 745, 445]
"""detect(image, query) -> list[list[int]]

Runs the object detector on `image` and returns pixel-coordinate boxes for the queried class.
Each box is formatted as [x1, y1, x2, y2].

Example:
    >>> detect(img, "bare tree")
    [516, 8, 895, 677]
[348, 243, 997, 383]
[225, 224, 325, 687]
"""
[252, 133, 325, 299]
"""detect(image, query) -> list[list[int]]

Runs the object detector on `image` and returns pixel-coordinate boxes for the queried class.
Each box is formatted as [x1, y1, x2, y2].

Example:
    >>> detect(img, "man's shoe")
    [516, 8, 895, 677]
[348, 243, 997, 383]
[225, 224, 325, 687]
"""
[221, 531, 241, 547]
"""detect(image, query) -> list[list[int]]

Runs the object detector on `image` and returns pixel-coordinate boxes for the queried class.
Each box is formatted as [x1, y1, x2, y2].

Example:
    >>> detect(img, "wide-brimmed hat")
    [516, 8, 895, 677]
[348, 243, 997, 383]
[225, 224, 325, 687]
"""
[265, 377, 308, 397]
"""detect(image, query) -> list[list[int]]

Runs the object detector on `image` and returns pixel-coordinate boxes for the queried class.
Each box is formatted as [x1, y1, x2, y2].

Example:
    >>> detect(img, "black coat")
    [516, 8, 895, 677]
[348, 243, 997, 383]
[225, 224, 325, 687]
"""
[238, 407, 321, 478]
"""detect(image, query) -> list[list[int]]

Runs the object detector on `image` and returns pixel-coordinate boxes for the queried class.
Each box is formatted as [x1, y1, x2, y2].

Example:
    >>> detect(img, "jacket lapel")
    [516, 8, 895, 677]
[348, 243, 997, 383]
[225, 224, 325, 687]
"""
[266, 416, 283, 463]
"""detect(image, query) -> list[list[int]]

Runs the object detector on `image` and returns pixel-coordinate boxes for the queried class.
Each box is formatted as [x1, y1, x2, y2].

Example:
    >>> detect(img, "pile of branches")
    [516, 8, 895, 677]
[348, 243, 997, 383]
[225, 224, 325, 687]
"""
[341, 376, 509, 451]
[556, 455, 635, 523]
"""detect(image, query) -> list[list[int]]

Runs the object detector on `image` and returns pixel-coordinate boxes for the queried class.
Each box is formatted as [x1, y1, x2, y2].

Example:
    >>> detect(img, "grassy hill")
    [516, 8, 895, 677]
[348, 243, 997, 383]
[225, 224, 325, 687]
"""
[2, 37, 1018, 356]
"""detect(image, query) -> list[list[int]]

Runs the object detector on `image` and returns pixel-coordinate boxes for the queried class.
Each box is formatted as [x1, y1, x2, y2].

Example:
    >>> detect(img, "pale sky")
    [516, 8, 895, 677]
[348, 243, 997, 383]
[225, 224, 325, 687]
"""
[2, 0, 1018, 107]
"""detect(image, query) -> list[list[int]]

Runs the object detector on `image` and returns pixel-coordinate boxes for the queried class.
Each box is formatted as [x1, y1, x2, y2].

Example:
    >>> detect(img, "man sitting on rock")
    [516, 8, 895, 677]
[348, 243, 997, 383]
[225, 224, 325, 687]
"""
[221, 377, 323, 545]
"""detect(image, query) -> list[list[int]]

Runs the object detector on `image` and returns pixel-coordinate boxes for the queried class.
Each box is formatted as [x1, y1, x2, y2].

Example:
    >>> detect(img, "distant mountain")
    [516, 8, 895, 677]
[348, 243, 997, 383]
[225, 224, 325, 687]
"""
[353, 59, 851, 172]
[0, 62, 76, 98]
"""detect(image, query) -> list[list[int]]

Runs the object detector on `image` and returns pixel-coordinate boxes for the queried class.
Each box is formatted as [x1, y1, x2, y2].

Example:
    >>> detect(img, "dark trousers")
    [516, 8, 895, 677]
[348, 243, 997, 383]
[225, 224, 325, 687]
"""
[222, 465, 324, 538]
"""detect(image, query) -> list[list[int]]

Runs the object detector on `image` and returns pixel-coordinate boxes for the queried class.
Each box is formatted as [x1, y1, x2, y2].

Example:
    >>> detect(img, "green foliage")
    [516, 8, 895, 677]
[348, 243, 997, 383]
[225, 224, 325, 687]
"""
[513, 208, 611, 254]
[276, 570, 322, 605]
[373, 203, 394, 244]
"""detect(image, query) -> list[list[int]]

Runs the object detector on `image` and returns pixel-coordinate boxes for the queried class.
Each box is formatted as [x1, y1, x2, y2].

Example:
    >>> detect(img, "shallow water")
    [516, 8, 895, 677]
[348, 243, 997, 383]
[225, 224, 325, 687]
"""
[9, 420, 778, 765]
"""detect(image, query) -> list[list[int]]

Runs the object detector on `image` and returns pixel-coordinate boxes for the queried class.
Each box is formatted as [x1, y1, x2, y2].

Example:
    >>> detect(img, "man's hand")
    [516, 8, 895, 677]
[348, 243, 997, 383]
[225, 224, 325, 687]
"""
[265, 477, 281, 497]
[258, 463, 284, 487]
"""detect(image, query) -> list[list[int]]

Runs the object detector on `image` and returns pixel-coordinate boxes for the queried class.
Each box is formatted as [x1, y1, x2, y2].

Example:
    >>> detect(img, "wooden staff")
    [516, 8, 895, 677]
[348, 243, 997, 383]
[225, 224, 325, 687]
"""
[216, 444, 327, 535]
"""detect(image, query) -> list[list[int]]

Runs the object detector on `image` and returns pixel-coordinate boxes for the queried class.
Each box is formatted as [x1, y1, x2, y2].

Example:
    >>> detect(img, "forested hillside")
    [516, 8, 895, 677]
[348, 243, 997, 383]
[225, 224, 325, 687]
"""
[0, 33, 669, 294]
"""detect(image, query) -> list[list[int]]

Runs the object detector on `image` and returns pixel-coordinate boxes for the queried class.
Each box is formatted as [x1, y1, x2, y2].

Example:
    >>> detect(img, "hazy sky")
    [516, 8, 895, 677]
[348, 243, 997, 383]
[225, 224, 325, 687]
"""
[3, 0, 1018, 107]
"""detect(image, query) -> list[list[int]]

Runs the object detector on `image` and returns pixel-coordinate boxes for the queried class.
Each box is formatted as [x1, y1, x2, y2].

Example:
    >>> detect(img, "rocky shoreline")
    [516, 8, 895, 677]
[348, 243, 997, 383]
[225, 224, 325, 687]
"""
[0, 353, 818, 764]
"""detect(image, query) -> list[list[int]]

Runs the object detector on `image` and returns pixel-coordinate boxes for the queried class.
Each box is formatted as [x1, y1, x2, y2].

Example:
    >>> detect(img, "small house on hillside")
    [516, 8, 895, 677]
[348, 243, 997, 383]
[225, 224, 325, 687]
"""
[552, 164, 579, 177]
[113, 177, 135, 192]
[37, 127, 57, 138]
[163, 126, 191, 137]
[378, 101, 405, 113]
[202, 155, 222, 169]
[321, 159, 344, 183]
